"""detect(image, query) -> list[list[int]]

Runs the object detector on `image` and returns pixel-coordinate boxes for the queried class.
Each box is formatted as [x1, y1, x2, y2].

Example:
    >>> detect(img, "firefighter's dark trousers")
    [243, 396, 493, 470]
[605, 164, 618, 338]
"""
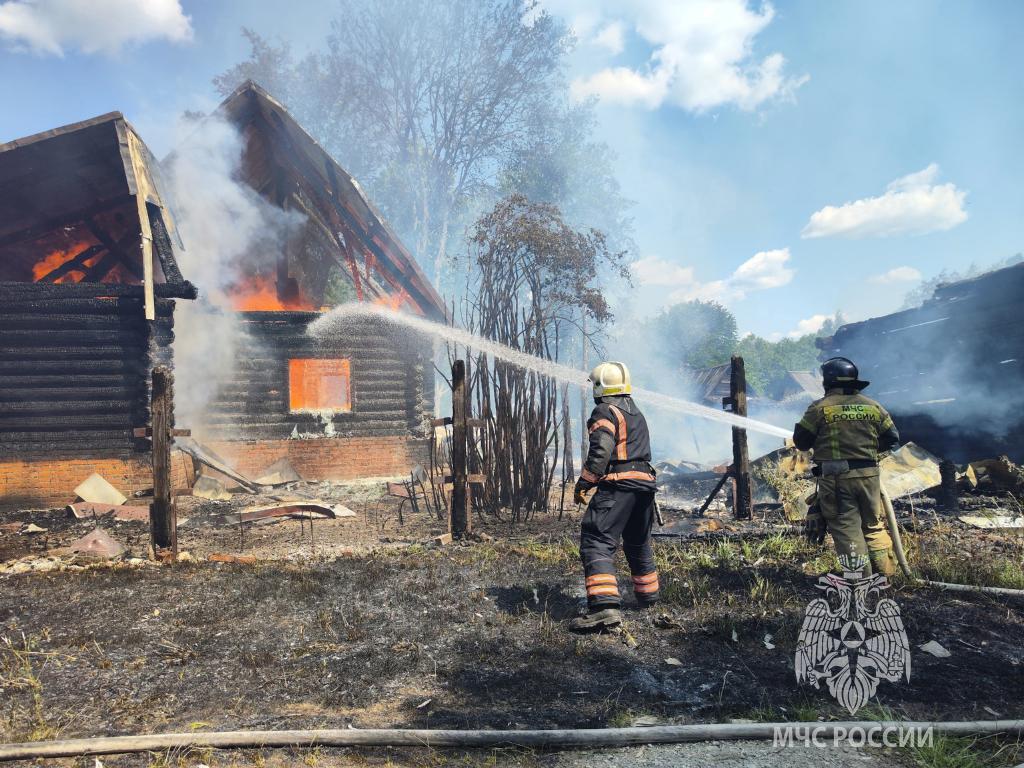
[580, 485, 659, 608]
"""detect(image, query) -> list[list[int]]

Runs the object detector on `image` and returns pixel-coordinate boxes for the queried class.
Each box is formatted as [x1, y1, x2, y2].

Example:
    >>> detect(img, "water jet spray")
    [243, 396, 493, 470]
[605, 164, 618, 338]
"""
[309, 304, 792, 440]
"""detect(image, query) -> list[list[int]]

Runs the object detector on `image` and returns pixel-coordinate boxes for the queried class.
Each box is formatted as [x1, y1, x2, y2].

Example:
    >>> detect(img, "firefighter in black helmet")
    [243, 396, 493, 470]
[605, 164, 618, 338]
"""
[569, 361, 659, 632]
[793, 357, 901, 575]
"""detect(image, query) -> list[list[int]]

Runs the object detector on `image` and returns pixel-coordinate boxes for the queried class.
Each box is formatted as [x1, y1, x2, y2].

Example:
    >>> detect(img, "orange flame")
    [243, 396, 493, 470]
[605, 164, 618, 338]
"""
[372, 289, 410, 312]
[32, 241, 96, 283]
[225, 274, 316, 311]
[224, 273, 416, 314]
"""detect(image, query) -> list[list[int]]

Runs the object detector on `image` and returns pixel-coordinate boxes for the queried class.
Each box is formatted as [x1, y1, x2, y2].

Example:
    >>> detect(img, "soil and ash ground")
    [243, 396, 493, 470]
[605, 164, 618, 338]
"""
[1, 486, 1022, 767]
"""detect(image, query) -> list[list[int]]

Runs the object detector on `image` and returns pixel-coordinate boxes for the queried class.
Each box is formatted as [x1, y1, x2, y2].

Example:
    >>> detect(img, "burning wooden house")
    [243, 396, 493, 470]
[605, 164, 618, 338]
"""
[819, 261, 1024, 462]
[0, 113, 196, 507]
[189, 82, 446, 480]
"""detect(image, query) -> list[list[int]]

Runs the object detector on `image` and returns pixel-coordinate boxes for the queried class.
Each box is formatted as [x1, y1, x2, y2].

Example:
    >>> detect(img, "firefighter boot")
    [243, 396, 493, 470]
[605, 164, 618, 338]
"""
[869, 547, 898, 578]
[568, 608, 623, 633]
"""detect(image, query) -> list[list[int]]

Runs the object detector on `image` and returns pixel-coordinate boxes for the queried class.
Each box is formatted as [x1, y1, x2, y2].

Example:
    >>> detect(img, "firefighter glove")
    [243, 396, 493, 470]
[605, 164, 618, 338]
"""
[804, 500, 826, 544]
[574, 484, 589, 505]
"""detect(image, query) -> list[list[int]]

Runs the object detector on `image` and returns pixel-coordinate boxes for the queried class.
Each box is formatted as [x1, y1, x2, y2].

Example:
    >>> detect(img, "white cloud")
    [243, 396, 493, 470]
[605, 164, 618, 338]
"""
[552, 0, 807, 112]
[788, 313, 831, 338]
[730, 248, 794, 292]
[802, 164, 968, 239]
[0, 0, 192, 56]
[869, 266, 923, 284]
[592, 21, 625, 54]
[634, 248, 794, 304]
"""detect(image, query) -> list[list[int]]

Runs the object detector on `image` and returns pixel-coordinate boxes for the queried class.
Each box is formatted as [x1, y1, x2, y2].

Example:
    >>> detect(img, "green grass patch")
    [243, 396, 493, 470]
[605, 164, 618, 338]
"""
[917, 551, 1024, 590]
[906, 733, 1023, 768]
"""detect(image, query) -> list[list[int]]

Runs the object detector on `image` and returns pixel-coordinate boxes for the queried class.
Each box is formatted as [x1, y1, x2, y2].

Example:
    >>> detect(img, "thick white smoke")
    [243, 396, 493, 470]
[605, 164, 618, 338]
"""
[164, 114, 304, 431]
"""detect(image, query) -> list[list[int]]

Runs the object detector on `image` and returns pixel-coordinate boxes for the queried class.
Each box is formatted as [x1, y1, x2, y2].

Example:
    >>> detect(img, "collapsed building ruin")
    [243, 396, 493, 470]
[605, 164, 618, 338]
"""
[0, 113, 196, 507]
[820, 261, 1024, 462]
[180, 82, 446, 481]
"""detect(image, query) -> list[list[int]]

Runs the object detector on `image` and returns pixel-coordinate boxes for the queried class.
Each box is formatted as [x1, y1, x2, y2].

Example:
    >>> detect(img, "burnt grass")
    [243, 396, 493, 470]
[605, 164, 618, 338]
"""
[1, 535, 1023, 745]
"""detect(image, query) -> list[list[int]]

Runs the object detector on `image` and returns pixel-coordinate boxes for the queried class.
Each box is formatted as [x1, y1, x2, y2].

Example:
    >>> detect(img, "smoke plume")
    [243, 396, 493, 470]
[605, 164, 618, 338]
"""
[163, 114, 303, 430]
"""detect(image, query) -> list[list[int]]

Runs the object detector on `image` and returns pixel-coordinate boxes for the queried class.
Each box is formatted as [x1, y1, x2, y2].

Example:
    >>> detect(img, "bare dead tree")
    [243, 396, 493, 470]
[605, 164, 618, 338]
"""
[457, 195, 627, 521]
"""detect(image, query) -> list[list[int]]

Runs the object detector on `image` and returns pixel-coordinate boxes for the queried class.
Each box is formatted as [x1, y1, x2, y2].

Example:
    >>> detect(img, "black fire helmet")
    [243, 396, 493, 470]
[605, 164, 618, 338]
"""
[821, 357, 870, 391]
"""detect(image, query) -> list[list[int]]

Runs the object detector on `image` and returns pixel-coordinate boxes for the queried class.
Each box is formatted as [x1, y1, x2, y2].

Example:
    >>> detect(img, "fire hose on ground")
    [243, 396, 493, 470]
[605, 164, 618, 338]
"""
[1, 721, 1024, 761]
[880, 486, 1024, 597]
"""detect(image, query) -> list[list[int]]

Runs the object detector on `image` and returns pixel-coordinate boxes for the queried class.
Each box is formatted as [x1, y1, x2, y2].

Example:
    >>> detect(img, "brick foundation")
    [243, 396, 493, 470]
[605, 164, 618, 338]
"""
[204, 436, 430, 482]
[0, 452, 192, 511]
[0, 437, 428, 511]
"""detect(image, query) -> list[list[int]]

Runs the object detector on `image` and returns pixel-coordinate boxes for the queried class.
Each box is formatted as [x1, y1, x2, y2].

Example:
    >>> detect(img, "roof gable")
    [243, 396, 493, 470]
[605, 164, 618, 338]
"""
[0, 112, 192, 300]
[213, 81, 446, 320]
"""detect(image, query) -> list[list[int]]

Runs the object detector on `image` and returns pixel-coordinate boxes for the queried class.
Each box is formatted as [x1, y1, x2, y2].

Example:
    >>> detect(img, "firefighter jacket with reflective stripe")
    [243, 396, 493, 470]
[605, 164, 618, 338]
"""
[577, 396, 657, 491]
[793, 389, 899, 462]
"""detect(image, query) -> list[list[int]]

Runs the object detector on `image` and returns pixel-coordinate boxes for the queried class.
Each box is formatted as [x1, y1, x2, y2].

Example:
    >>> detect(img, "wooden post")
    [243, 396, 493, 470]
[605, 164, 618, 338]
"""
[150, 366, 176, 554]
[450, 360, 471, 538]
[729, 355, 753, 520]
[560, 384, 575, 520]
[580, 318, 589, 466]
[561, 384, 575, 481]
[939, 459, 959, 512]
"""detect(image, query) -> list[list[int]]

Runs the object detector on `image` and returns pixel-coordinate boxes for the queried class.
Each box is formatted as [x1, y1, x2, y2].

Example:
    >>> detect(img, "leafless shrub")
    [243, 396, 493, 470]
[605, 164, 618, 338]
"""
[454, 195, 627, 521]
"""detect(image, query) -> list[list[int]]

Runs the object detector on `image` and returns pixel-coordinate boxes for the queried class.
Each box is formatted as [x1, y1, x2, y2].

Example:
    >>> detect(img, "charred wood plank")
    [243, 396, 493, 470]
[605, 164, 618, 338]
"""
[0, 345, 148, 360]
[0, 374, 133, 389]
[83, 219, 144, 280]
[0, 444, 136, 459]
[0, 298, 174, 317]
[148, 205, 184, 284]
[0, 399, 141, 415]
[35, 245, 106, 283]
[0, 412, 137, 429]
[0, 313, 156, 330]
[0, 281, 196, 299]
[0, 387, 137, 403]
[0, 328, 169, 345]
[0, 428, 138, 441]
[0, 358, 148, 374]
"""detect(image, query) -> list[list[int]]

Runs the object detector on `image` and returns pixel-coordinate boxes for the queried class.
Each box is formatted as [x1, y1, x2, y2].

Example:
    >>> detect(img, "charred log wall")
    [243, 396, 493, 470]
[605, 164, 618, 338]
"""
[201, 311, 432, 440]
[0, 283, 174, 459]
[820, 263, 1024, 462]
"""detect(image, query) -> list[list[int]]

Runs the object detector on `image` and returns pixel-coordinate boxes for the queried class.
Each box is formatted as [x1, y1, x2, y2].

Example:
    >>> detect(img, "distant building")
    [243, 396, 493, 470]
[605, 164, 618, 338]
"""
[687, 362, 761, 407]
[778, 370, 823, 402]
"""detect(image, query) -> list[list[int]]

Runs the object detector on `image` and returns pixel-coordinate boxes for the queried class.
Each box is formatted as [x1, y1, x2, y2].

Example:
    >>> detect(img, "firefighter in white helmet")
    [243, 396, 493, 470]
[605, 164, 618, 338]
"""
[569, 361, 659, 632]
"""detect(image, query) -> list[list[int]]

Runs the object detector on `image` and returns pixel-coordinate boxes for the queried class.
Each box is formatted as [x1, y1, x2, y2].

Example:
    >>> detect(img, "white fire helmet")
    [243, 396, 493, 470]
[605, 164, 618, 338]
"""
[589, 361, 631, 399]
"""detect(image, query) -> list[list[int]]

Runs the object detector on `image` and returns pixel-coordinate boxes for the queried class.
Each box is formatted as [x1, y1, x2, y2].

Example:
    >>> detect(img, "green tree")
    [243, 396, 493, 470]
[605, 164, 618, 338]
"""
[737, 314, 843, 397]
[643, 300, 739, 371]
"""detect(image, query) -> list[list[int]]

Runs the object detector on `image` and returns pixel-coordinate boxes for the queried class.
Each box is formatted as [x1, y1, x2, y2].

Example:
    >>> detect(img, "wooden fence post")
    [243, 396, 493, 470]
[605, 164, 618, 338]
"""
[450, 360, 471, 538]
[150, 366, 176, 554]
[939, 459, 959, 512]
[729, 355, 753, 520]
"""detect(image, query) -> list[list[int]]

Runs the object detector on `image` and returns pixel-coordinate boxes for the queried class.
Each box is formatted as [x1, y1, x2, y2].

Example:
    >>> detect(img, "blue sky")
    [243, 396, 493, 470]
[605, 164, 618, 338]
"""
[2, 0, 1021, 340]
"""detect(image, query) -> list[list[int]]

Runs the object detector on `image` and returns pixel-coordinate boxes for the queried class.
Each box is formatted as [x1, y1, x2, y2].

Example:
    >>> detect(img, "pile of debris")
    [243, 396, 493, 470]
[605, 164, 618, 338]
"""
[654, 459, 727, 507]
[170, 437, 352, 512]
[656, 441, 1024, 538]
[0, 439, 369, 573]
[0, 525, 158, 575]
